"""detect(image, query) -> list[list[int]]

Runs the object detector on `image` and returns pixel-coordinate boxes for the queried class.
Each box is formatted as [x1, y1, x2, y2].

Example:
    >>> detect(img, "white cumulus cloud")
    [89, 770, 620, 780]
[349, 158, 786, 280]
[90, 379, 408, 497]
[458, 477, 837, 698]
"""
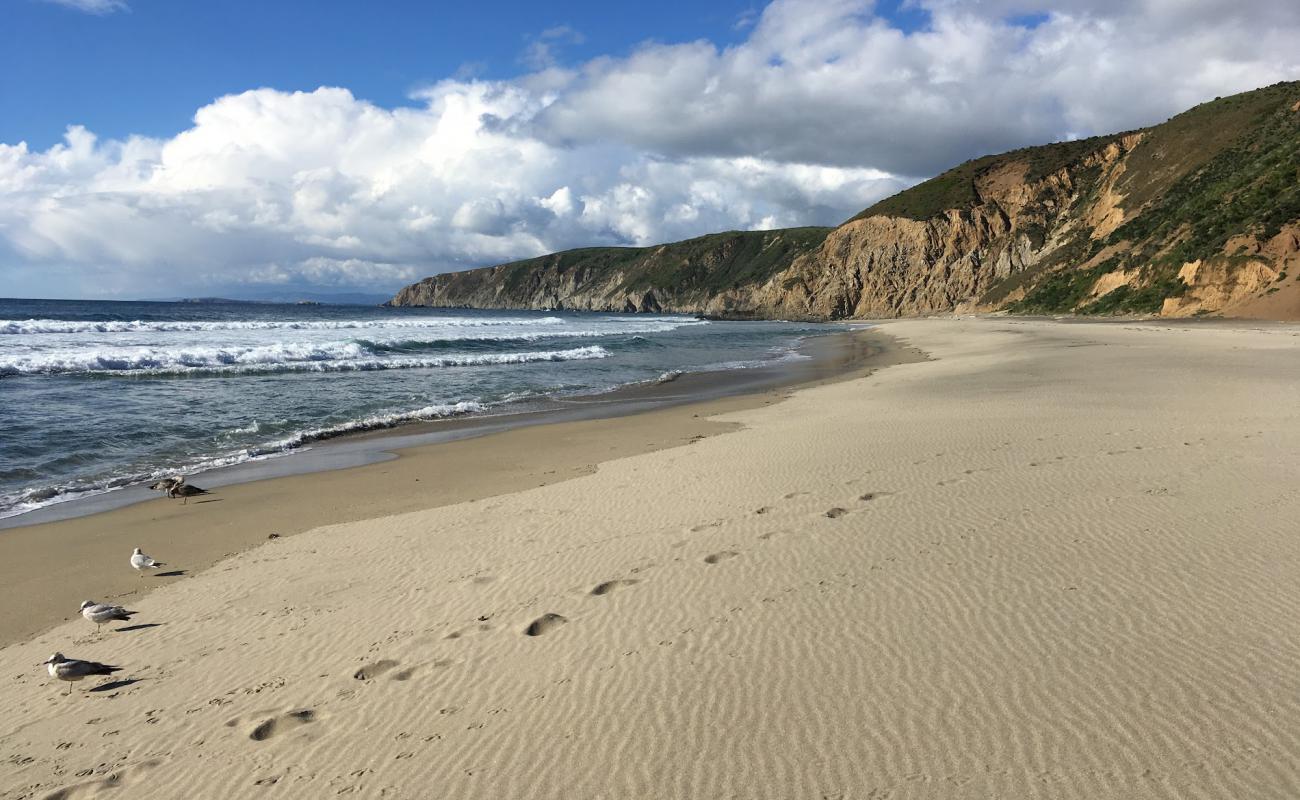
[40, 0, 128, 14]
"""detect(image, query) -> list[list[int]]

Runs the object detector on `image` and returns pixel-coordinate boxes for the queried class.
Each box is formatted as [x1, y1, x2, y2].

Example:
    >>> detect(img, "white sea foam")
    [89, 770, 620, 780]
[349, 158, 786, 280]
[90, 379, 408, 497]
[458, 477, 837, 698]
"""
[0, 344, 610, 377]
[255, 400, 487, 451]
[0, 316, 569, 334]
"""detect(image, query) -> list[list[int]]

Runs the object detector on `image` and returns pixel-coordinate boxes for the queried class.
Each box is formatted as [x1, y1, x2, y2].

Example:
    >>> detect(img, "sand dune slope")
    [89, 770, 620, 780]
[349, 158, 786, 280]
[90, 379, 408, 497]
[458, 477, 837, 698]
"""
[3, 319, 1300, 799]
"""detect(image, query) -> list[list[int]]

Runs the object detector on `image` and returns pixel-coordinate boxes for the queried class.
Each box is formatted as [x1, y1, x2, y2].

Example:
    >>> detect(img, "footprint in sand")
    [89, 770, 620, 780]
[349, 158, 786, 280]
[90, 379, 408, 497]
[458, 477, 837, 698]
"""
[444, 621, 494, 640]
[704, 551, 739, 564]
[524, 614, 568, 636]
[393, 659, 454, 681]
[353, 660, 400, 681]
[248, 709, 317, 742]
[825, 507, 849, 519]
[590, 579, 638, 596]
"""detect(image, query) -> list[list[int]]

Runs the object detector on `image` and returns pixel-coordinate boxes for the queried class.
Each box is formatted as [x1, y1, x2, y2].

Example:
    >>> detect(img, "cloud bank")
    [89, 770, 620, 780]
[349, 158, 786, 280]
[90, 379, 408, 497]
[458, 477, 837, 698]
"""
[3, 0, 1298, 298]
[40, 0, 129, 15]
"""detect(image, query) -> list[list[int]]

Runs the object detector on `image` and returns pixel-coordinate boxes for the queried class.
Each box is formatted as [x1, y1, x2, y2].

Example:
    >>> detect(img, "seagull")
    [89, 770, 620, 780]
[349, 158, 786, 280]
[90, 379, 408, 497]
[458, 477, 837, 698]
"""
[130, 547, 164, 575]
[167, 478, 210, 504]
[80, 600, 134, 632]
[148, 476, 182, 496]
[42, 653, 122, 695]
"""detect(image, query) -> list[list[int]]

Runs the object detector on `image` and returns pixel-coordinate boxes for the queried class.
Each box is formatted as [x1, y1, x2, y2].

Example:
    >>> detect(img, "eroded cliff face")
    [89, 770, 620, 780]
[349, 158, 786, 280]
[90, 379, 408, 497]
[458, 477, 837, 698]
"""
[719, 137, 1143, 319]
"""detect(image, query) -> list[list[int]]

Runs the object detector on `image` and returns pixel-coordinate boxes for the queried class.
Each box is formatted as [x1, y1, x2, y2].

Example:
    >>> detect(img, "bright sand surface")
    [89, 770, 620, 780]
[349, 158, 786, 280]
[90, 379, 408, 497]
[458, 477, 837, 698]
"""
[2, 318, 1299, 799]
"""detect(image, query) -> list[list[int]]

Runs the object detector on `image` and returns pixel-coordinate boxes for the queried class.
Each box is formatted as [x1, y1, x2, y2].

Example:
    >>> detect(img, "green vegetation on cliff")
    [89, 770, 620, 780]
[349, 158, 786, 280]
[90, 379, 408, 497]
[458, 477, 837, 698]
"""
[1106, 83, 1300, 264]
[496, 228, 830, 297]
[850, 134, 1125, 223]
[621, 228, 830, 293]
[1008, 82, 1300, 315]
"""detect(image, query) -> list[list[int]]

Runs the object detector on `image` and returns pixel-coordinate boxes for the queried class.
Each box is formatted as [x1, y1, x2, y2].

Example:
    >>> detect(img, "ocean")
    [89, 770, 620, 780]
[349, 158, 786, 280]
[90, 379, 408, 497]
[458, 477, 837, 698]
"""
[0, 298, 834, 521]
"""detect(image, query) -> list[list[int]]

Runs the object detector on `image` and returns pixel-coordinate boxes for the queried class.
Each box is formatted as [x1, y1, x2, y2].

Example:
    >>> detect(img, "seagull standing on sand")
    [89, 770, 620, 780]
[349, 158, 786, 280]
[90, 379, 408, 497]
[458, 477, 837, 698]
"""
[167, 477, 210, 504]
[79, 600, 134, 632]
[42, 653, 121, 694]
[130, 547, 164, 575]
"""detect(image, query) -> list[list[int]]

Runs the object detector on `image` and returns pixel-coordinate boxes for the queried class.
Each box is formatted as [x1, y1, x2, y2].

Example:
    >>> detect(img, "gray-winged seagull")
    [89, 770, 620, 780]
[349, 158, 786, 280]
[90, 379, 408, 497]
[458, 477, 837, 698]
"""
[43, 653, 122, 694]
[80, 600, 135, 631]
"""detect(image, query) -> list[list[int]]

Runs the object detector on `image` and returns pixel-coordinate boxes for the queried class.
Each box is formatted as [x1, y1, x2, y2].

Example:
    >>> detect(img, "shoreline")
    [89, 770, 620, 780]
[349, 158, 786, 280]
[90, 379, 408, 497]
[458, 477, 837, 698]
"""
[0, 327, 919, 647]
[1, 323, 857, 529]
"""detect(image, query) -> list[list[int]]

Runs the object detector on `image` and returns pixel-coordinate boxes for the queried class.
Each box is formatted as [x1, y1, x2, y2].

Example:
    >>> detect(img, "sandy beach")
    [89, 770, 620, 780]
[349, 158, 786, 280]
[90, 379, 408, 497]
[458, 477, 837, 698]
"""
[3, 317, 1300, 799]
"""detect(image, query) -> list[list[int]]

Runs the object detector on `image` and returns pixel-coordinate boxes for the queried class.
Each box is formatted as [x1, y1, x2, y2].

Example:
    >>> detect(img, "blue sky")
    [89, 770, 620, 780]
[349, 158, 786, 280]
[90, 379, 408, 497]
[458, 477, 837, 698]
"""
[1, 0, 1296, 299]
[3, 0, 944, 150]
[4, 0, 805, 148]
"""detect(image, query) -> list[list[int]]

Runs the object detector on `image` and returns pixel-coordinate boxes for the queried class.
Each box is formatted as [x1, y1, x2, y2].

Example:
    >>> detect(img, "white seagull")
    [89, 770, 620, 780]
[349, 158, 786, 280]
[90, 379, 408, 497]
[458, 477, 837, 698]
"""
[80, 600, 135, 632]
[130, 547, 164, 575]
[42, 653, 122, 694]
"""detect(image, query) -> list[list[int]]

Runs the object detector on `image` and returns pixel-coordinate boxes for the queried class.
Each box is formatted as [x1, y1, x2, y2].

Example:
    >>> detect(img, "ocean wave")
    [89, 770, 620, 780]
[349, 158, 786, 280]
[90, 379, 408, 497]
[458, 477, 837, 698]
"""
[253, 400, 487, 451]
[0, 344, 610, 377]
[0, 316, 568, 335]
[0, 400, 488, 520]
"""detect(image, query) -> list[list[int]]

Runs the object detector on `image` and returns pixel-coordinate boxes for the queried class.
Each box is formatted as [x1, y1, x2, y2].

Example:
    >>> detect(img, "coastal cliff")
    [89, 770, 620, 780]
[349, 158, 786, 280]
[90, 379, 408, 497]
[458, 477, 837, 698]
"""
[392, 82, 1300, 319]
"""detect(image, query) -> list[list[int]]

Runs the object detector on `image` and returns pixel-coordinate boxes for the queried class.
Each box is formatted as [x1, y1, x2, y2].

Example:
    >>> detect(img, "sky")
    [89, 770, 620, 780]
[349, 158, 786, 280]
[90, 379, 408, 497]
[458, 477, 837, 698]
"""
[1, 0, 1298, 301]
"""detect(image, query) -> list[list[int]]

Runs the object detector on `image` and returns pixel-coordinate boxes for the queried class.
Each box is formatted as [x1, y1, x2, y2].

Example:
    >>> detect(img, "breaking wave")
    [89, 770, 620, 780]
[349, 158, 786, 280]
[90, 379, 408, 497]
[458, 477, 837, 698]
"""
[0, 400, 488, 520]
[0, 317, 568, 335]
[0, 344, 610, 377]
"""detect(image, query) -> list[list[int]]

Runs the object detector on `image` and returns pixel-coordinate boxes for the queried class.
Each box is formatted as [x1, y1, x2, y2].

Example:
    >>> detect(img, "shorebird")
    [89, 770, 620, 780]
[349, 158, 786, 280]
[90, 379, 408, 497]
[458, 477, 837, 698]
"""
[167, 478, 210, 504]
[130, 547, 164, 575]
[43, 653, 121, 694]
[80, 600, 134, 632]
[148, 476, 182, 496]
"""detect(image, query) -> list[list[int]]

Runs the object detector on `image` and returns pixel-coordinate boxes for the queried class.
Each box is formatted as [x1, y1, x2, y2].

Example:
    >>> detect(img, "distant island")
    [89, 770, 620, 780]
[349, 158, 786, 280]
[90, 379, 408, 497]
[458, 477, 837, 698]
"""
[391, 82, 1300, 321]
